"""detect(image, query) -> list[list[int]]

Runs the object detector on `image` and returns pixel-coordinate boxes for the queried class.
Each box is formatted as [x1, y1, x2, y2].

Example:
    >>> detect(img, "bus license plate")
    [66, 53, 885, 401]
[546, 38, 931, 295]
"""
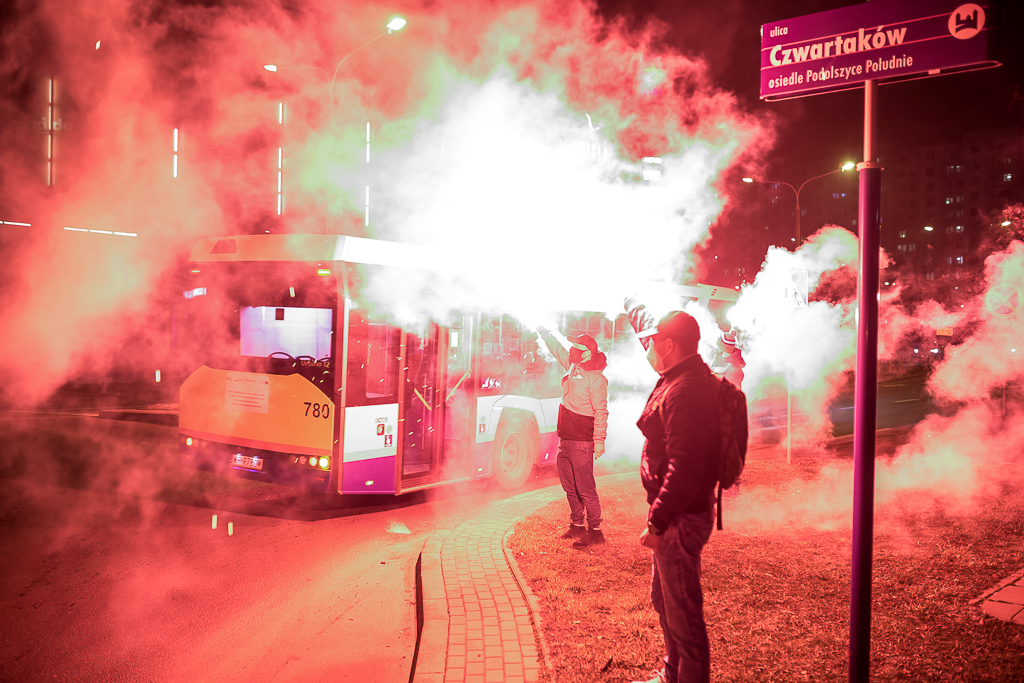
[230, 454, 263, 471]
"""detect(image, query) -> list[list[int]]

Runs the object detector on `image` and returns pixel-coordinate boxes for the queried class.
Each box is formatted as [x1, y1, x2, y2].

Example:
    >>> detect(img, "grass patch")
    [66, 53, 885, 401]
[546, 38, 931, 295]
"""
[508, 457, 1024, 682]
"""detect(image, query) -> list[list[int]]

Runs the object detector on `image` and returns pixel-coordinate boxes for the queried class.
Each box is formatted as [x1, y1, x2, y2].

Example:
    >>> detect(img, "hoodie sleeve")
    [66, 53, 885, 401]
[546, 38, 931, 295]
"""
[538, 330, 570, 370]
[590, 372, 609, 443]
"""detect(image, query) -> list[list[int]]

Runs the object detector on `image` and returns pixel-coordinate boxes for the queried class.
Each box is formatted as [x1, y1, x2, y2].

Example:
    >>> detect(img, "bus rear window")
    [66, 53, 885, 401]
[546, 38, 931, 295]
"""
[240, 306, 333, 359]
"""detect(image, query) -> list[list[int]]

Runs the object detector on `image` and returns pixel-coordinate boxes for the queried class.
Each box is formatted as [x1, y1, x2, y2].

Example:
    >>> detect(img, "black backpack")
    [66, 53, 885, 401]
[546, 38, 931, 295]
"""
[715, 376, 748, 530]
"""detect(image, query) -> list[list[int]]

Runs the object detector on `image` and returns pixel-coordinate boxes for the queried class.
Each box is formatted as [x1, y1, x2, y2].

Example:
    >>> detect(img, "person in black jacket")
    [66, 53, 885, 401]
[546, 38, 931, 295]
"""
[631, 310, 720, 683]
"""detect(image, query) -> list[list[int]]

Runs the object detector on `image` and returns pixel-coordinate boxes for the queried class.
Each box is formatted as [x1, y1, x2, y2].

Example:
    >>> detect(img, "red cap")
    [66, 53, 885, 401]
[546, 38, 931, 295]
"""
[635, 310, 699, 347]
[567, 333, 599, 353]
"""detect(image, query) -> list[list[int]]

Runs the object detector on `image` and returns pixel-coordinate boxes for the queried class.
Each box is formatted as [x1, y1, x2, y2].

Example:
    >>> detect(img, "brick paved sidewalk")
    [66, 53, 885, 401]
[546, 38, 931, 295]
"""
[412, 485, 565, 683]
[973, 567, 1024, 624]
[412, 473, 634, 683]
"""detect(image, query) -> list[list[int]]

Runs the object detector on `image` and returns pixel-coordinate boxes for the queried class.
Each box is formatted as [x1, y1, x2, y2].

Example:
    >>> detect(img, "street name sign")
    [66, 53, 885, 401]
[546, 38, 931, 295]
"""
[760, 0, 1001, 100]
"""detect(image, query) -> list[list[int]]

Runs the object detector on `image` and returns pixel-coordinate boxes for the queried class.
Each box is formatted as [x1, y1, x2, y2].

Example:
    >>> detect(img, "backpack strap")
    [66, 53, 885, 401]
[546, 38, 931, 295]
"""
[717, 483, 723, 531]
[715, 377, 725, 532]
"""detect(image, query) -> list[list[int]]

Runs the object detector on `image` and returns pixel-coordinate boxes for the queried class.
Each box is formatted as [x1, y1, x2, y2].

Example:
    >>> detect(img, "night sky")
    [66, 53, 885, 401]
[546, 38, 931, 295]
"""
[597, 0, 1024, 168]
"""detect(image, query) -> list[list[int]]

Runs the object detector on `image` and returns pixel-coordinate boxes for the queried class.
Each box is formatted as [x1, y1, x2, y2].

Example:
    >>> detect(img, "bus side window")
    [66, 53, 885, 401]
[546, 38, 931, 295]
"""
[347, 307, 400, 406]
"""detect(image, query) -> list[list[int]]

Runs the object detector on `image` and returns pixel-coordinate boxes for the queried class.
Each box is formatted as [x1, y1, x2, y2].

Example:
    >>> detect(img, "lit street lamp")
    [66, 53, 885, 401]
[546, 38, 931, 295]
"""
[328, 16, 406, 110]
[261, 16, 406, 232]
[743, 161, 855, 245]
[262, 16, 406, 110]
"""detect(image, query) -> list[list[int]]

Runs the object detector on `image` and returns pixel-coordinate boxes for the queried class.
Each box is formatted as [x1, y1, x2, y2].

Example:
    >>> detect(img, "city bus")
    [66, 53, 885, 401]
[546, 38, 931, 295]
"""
[177, 233, 737, 495]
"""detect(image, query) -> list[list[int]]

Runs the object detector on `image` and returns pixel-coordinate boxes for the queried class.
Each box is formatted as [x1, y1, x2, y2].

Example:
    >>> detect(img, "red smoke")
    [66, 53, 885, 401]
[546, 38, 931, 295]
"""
[0, 0, 771, 404]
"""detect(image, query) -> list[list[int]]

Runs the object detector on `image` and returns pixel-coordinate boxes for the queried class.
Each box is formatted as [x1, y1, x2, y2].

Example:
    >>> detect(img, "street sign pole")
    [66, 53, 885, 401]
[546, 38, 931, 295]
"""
[759, 3, 1001, 679]
[850, 78, 881, 683]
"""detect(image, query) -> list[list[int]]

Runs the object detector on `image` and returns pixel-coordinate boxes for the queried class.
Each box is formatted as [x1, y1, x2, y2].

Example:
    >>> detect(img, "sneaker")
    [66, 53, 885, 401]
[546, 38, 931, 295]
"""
[631, 670, 668, 683]
[560, 524, 587, 540]
[572, 528, 606, 548]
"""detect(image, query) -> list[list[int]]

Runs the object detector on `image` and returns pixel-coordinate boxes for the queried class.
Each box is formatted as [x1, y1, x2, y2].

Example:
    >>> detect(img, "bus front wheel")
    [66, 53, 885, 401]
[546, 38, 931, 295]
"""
[492, 415, 539, 491]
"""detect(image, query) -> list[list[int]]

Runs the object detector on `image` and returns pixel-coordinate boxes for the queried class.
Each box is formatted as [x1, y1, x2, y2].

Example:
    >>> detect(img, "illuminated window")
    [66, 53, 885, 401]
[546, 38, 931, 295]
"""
[239, 306, 333, 359]
[899, 230, 907, 239]
[1005, 173, 1013, 182]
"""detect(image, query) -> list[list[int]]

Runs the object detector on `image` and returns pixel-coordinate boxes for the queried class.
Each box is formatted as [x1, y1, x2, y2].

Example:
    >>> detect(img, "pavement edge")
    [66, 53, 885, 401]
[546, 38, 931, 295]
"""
[411, 529, 451, 683]
[502, 524, 555, 673]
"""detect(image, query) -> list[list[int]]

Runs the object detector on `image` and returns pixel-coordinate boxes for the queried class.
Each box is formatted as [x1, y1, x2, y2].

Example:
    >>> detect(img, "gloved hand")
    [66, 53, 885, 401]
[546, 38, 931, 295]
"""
[594, 442, 605, 459]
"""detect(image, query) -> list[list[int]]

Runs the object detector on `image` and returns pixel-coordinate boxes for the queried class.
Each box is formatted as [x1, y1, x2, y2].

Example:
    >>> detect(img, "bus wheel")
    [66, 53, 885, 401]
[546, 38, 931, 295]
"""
[492, 415, 539, 491]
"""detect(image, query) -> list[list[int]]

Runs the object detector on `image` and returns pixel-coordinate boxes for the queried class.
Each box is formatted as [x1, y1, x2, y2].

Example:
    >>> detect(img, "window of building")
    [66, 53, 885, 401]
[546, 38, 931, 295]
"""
[956, 256, 963, 264]
[1005, 173, 1013, 182]
[925, 272, 935, 281]
[955, 210, 965, 218]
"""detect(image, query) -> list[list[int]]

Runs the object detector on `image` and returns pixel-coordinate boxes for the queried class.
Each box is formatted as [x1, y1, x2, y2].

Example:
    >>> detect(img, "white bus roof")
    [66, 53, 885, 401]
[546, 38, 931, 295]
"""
[189, 234, 436, 269]
[188, 234, 737, 304]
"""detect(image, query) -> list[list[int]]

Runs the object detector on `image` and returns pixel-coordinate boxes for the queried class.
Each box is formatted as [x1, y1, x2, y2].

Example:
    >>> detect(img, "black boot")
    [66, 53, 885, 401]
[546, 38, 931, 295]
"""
[560, 524, 587, 540]
[572, 528, 606, 548]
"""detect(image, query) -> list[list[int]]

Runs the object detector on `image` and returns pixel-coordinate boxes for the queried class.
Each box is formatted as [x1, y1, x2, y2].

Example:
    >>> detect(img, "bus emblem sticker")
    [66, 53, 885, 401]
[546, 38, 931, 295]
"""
[384, 434, 393, 447]
[377, 424, 385, 436]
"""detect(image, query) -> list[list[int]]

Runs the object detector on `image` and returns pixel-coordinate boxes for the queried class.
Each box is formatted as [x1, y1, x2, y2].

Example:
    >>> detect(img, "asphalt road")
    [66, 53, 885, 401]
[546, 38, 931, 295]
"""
[0, 415, 561, 683]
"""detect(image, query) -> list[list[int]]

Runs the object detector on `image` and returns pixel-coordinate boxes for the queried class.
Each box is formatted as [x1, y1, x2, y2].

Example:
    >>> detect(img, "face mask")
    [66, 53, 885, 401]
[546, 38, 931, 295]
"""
[646, 338, 672, 374]
[569, 347, 592, 364]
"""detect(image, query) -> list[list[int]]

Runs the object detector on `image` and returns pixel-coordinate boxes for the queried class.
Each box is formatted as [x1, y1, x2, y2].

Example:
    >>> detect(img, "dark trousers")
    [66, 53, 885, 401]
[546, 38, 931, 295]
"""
[555, 439, 602, 528]
[651, 510, 715, 683]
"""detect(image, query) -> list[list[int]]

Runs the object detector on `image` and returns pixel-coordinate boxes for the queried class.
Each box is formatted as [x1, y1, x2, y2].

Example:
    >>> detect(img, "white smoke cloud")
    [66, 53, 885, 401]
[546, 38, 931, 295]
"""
[728, 226, 859, 441]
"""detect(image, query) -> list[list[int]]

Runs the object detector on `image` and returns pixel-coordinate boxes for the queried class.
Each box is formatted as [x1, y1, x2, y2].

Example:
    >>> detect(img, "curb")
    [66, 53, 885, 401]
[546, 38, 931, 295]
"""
[412, 530, 451, 683]
[502, 523, 554, 673]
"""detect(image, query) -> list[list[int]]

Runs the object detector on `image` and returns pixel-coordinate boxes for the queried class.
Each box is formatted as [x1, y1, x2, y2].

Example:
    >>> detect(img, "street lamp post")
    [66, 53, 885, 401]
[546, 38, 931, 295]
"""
[262, 16, 406, 233]
[743, 161, 855, 245]
[264, 15, 406, 111]
[328, 16, 406, 111]
[742, 161, 853, 466]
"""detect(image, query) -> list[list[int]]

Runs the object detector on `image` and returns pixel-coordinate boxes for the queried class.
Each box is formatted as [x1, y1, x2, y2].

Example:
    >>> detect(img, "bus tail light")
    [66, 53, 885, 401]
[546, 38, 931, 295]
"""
[295, 456, 330, 469]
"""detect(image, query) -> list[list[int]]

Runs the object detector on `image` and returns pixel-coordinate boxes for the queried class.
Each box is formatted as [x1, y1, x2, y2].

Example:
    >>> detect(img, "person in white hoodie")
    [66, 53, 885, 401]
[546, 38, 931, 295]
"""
[537, 329, 609, 547]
